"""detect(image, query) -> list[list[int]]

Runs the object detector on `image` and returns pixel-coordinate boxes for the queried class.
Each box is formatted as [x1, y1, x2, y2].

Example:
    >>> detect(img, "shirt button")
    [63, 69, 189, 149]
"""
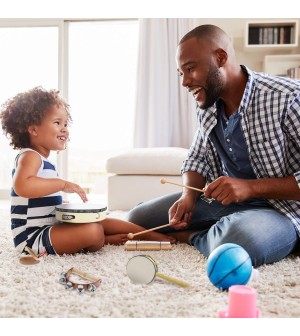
[229, 148, 233, 152]
[226, 138, 230, 142]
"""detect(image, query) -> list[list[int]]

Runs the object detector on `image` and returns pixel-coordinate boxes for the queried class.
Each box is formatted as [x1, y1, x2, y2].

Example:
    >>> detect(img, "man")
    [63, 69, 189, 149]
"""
[126, 24, 300, 267]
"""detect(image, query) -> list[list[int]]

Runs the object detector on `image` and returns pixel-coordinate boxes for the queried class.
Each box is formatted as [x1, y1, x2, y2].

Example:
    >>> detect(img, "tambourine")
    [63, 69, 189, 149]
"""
[126, 255, 189, 287]
[55, 203, 107, 223]
[59, 267, 101, 294]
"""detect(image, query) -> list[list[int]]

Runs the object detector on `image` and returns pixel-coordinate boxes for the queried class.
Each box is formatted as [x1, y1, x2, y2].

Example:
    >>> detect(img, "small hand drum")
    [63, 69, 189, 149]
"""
[55, 203, 107, 223]
[126, 255, 189, 287]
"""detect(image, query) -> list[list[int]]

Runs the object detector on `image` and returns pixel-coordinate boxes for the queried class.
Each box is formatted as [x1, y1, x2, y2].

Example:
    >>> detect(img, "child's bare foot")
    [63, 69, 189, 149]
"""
[137, 231, 176, 244]
[105, 233, 128, 245]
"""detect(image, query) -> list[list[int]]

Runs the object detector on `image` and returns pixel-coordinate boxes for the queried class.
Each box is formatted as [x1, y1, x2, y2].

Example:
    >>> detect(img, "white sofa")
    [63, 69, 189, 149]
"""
[105, 147, 188, 210]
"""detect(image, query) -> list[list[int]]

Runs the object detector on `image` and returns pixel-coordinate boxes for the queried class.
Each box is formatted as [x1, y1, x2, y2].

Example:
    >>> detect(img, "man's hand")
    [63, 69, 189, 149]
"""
[168, 195, 196, 230]
[204, 176, 254, 205]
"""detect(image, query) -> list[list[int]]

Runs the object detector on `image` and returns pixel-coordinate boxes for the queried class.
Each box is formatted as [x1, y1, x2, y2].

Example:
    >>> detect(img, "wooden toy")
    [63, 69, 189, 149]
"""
[127, 223, 172, 240]
[160, 177, 205, 193]
[125, 240, 172, 251]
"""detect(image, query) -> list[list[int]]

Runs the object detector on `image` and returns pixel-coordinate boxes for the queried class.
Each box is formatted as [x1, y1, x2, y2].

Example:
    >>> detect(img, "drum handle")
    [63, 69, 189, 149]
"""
[156, 272, 189, 287]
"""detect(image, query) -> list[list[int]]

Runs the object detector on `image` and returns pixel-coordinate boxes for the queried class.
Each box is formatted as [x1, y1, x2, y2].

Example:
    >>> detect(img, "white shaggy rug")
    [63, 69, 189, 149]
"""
[0, 206, 300, 321]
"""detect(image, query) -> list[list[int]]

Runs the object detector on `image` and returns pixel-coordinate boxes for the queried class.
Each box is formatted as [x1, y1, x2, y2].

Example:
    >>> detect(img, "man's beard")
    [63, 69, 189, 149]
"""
[199, 63, 223, 110]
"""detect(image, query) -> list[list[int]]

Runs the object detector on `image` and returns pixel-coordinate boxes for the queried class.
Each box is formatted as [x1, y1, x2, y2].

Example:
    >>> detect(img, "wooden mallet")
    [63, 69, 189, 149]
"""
[160, 178, 205, 193]
[127, 179, 205, 240]
[127, 223, 172, 240]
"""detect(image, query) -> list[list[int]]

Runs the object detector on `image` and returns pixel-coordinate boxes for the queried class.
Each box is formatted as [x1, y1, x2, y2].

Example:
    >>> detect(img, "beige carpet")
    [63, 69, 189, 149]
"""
[0, 207, 300, 318]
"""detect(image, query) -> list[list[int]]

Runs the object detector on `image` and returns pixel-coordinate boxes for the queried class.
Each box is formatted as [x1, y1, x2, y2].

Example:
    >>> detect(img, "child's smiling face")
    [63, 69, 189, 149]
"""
[28, 104, 69, 157]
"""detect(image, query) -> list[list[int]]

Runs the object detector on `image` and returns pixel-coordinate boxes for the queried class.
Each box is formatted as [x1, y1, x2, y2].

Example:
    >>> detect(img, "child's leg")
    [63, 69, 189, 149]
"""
[50, 222, 105, 255]
[101, 217, 176, 244]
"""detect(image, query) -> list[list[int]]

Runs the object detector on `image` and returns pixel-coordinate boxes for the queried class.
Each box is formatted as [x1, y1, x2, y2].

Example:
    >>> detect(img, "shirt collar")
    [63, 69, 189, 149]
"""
[239, 65, 255, 114]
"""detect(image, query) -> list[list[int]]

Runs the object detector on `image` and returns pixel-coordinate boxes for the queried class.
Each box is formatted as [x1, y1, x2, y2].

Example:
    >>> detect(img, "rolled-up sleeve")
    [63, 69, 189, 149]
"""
[286, 94, 300, 188]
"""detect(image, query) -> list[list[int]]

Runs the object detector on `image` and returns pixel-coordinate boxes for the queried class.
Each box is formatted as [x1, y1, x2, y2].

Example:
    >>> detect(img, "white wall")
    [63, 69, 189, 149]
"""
[193, 18, 300, 72]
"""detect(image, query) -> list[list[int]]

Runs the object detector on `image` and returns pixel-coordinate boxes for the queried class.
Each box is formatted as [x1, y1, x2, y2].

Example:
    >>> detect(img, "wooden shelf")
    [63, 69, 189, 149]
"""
[263, 54, 300, 78]
[245, 20, 299, 49]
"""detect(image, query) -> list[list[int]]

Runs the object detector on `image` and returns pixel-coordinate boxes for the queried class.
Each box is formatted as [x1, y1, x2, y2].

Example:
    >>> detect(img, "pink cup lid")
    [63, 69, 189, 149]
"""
[218, 285, 261, 318]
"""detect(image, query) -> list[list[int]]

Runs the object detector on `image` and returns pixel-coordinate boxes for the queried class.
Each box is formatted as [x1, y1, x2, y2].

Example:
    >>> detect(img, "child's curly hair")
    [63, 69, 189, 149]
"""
[0, 86, 72, 149]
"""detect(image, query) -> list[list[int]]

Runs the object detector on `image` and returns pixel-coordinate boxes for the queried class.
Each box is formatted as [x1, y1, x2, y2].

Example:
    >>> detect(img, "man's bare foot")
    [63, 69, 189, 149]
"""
[168, 230, 199, 244]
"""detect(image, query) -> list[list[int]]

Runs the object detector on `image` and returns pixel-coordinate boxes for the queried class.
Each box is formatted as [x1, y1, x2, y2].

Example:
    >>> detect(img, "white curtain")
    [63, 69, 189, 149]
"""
[133, 18, 198, 149]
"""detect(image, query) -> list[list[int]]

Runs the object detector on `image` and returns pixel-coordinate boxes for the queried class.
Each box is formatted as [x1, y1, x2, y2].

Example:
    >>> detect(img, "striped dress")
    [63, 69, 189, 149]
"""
[11, 148, 62, 254]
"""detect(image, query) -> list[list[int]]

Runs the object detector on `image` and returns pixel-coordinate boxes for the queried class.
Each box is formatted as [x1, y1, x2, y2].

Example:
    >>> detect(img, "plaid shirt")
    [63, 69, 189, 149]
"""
[182, 65, 300, 236]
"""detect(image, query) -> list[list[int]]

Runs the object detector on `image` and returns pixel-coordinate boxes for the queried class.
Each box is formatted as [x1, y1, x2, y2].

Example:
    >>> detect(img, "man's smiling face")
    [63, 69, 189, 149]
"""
[176, 36, 224, 109]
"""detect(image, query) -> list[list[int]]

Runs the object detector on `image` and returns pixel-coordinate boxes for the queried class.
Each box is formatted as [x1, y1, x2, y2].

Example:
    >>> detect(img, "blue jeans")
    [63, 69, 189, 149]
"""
[126, 192, 299, 267]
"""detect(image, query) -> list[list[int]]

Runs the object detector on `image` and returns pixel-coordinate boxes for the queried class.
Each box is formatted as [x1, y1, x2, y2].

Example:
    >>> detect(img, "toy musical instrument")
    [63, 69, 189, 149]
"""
[160, 177, 205, 193]
[126, 255, 189, 287]
[125, 240, 172, 251]
[55, 203, 107, 223]
[127, 223, 172, 240]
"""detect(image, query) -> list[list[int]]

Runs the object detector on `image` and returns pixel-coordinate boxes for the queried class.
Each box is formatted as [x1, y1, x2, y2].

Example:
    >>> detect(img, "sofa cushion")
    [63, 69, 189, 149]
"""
[107, 175, 183, 210]
[105, 147, 188, 175]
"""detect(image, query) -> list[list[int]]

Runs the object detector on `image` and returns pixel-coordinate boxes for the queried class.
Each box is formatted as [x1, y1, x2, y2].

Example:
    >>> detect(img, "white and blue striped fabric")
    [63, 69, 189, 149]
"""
[10, 148, 62, 252]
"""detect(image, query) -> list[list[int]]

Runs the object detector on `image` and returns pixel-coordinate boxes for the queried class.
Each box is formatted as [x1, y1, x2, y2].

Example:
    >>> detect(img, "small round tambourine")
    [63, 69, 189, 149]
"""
[55, 203, 107, 223]
[126, 255, 189, 287]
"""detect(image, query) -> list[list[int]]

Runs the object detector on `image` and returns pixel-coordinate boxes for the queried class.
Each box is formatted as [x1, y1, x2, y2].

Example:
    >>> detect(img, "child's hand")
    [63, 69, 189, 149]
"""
[62, 181, 88, 202]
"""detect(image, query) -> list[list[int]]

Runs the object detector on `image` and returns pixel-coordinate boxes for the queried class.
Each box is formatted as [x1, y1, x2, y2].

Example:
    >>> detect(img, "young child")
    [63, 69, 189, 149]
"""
[0, 87, 175, 257]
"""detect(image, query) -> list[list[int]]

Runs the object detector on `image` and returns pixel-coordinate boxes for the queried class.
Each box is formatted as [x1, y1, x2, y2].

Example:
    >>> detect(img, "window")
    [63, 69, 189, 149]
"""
[0, 19, 139, 200]
[0, 22, 59, 197]
[67, 20, 138, 195]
